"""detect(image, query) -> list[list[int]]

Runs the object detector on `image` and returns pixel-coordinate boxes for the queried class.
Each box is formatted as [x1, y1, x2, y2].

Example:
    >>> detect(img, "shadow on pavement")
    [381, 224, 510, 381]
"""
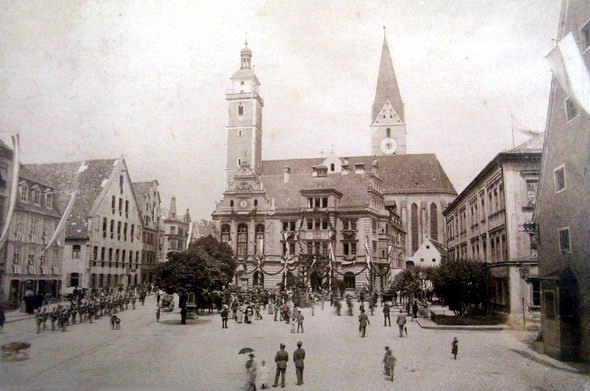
[509, 349, 590, 376]
[160, 318, 212, 326]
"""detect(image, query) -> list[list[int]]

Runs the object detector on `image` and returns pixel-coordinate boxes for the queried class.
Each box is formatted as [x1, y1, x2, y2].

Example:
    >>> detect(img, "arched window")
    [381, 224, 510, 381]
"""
[254, 199, 258, 207]
[330, 163, 335, 172]
[230, 200, 234, 208]
[430, 203, 438, 241]
[411, 203, 419, 253]
[221, 224, 230, 243]
[119, 175, 124, 194]
[386, 128, 391, 138]
[238, 104, 244, 116]
[255, 224, 264, 255]
[253, 271, 264, 287]
[237, 223, 248, 256]
[344, 272, 355, 289]
[238, 129, 243, 137]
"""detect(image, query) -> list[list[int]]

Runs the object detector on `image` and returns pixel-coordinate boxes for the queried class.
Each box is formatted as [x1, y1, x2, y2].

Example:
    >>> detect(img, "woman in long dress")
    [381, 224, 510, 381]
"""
[237, 305, 245, 323]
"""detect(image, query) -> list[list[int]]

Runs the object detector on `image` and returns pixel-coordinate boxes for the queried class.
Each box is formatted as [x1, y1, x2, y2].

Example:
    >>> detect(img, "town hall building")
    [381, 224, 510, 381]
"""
[212, 36, 456, 290]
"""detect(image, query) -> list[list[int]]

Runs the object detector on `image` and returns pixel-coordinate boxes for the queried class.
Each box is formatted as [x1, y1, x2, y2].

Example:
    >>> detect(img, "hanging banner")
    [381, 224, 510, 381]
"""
[0, 134, 20, 248]
[185, 221, 194, 250]
[40, 191, 77, 255]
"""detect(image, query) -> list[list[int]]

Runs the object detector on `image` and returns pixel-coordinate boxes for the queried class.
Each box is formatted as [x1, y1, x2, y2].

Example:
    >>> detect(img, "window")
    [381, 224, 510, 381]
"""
[554, 165, 566, 192]
[108, 248, 113, 262]
[344, 272, 355, 289]
[237, 223, 248, 256]
[583, 21, 590, 50]
[558, 227, 571, 254]
[93, 246, 98, 260]
[432, 258, 436, 262]
[70, 273, 80, 287]
[322, 197, 328, 208]
[112, 196, 116, 214]
[307, 219, 313, 230]
[13, 246, 20, 264]
[322, 219, 328, 230]
[221, 224, 230, 243]
[531, 280, 541, 307]
[343, 243, 349, 255]
[170, 226, 176, 234]
[411, 203, 419, 253]
[386, 128, 391, 138]
[430, 203, 438, 241]
[72, 245, 81, 259]
[125, 200, 129, 218]
[314, 198, 321, 208]
[19, 183, 28, 202]
[289, 242, 295, 255]
[351, 242, 357, 255]
[32, 189, 41, 205]
[101, 247, 105, 261]
[565, 97, 578, 121]
[119, 175, 124, 194]
[130, 225, 134, 242]
[123, 223, 128, 241]
[238, 104, 244, 116]
[230, 200, 234, 208]
[119, 198, 123, 215]
[237, 158, 242, 167]
[255, 224, 265, 255]
[254, 199, 258, 207]
[110, 220, 115, 238]
[526, 181, 538, 207]
[238, 129, 242, 137]
[330, 163, 335, 172]
[117, 221, 121, 240]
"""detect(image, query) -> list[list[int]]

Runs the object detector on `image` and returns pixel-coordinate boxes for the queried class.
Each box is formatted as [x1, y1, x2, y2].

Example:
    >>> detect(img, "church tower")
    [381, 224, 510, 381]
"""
[225, 40, 264, 187]
[371, 32, 406, 155]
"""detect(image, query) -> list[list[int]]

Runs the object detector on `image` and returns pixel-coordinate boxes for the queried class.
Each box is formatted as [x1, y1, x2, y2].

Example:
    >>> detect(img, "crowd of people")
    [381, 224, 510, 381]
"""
[32, 284, 155, 334]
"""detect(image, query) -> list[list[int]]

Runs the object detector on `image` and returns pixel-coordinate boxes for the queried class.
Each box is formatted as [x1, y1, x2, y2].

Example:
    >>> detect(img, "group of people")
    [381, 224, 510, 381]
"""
[32, 285, 151, 333]
[244, 341, 306, 390]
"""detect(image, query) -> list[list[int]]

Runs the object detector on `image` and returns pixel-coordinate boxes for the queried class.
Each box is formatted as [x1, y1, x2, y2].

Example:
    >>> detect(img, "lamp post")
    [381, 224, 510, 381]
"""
[418, 272, 425, 302]
[519, 265, 530, 330]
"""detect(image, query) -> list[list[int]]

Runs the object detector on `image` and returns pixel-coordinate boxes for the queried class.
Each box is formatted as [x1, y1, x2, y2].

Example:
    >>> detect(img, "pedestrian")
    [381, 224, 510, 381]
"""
[180, 307, 187, 325]
[412, 300, 418, 320]
[383, 302, 391, 326]
[245, 353, 257, 391]
[296, 311, 304, 333]
[451, 337, 459, 360]
[221, 305, 229, 329]
[383, 347, 396, 382]
[258, 360, 270, 389]
[293, 341, 305, 386]
[232, 300, 238, 321]
[358, 310, 370, 337]
[156, 291, 161, 306]
[156, 306, 161, 323]
[396, 311, 407, 337]
[35, 309, 43, 334]
[272, 343, 288, 388]
[131, 296, 136, 310]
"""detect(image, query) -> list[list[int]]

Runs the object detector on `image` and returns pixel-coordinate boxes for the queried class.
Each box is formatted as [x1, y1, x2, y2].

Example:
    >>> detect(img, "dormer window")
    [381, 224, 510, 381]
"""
[19, 183, 29, 202]
[238, 104, 244, 116]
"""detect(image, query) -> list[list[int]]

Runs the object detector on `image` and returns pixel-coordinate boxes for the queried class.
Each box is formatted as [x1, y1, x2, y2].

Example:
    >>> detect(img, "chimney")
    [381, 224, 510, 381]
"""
[354, 163, 365, 174]
[283, 166, 291, 183]
[169, 196, 177, 219]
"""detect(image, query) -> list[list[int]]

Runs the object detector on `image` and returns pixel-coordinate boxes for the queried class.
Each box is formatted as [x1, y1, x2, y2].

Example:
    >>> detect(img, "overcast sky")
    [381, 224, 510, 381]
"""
[0, 0, 560, 219]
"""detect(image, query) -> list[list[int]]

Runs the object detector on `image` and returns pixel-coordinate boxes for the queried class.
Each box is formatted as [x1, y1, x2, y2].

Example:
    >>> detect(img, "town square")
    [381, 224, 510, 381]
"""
[0, 0, 589, 390]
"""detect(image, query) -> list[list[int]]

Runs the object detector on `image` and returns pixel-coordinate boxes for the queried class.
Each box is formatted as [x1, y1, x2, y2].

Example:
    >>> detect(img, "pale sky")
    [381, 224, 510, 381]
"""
[0, 0, 560, 219]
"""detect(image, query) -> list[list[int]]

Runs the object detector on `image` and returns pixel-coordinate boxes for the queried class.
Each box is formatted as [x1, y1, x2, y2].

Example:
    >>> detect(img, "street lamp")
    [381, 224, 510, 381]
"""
[418, 272, 425, 302]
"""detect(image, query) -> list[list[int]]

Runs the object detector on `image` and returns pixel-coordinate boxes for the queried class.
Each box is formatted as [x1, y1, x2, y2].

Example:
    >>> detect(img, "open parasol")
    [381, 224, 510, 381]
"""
[238, 347, 254, 355]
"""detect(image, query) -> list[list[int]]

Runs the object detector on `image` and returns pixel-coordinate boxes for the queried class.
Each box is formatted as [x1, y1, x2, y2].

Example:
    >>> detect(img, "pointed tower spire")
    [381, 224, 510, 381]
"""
[169, 196, 177, 219]
[372, 32, 404, 124]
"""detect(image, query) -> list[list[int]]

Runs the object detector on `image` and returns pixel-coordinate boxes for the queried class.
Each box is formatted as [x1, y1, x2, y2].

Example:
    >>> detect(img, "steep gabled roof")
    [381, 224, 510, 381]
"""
[26, 159, 118, 240]
[262, 153, 456, 195]
[372, 35, 404, 124]
[429, 238, 448, 257]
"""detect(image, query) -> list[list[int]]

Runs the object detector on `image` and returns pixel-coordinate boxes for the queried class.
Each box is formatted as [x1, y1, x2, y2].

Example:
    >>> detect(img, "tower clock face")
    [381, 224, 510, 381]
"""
[380, 137, 398, 154]
[239, 199, 249, 209]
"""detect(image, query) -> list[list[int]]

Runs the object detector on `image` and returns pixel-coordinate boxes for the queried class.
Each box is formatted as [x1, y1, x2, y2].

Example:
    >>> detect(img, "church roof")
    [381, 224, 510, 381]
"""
[261, 154, 456, 196]
[372, 35, 404, 124]
[26, 159, 119, 240]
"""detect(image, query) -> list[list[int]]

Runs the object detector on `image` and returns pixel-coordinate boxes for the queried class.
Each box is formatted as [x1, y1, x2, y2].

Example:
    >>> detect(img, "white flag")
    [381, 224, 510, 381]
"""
[546, 32, 590, 115]
[0, 134, 20, 247]
[40, 191, 77, 255]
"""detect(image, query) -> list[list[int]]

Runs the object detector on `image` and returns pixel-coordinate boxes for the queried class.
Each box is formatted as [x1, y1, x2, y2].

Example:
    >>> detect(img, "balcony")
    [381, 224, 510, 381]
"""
[299, 230, 331, 240]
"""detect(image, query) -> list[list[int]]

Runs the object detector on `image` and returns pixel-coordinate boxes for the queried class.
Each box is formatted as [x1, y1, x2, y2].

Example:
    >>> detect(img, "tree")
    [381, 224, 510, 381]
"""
[430, 258, 489, 316]
[154, 235, 236, 316]
[390, 266, 433, 302]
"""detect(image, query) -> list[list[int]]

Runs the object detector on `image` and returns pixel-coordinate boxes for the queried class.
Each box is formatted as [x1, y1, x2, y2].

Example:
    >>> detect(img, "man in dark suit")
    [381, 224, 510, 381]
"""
[383, 302, 391, 326]
[293, 341, 306, 386]
[273, 343, 288, 388]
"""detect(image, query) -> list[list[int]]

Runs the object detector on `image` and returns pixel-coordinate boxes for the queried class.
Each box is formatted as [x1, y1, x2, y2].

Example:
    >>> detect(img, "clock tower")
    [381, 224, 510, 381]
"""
[225, 40, 264, 187]
[371, 33, 406, 155]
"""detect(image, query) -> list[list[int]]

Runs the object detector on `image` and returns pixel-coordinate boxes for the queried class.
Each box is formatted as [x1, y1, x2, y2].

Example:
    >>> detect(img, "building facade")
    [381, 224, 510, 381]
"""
[410, 238, 447, 268]
[212, 37, 456, 290]
[162, 196, 191, 258]
[534, 0, 590, 362]
[27, 158, 144, 291]
[1, 163, 65, 306]
[132, 180, 162, 283]
[443, 135, 543, 327]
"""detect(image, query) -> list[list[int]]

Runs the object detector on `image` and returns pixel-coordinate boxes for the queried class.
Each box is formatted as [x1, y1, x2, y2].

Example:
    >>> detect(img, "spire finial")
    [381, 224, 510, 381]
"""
[245, 32, 248, 47]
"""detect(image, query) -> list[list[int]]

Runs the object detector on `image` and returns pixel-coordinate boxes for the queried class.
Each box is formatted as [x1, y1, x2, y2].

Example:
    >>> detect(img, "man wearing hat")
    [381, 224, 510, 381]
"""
[272, 343, 288, 388]
[245, 353, 257, 391]
[293, 341, 306, 386]
[221, 305, 229, 329]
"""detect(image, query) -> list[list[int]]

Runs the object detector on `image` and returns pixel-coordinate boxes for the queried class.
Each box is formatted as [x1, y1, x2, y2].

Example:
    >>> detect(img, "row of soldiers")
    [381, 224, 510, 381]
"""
[34, 289, 147, 334]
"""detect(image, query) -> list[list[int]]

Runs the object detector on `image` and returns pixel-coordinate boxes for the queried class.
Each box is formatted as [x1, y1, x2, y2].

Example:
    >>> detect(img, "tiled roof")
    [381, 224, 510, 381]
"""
[261, 171, 372, 210]
[15, 166, 62, 218]
[506, 133, 544, 153]
[429, 238, 448, 257]
[132, 181, 152, 219]
[261, 153, 456, 195]
[26, 159, 118, 240]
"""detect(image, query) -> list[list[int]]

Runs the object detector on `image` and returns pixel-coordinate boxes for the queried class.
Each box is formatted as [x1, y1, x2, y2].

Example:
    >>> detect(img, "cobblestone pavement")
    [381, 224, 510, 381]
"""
[1, 296, 588, 391]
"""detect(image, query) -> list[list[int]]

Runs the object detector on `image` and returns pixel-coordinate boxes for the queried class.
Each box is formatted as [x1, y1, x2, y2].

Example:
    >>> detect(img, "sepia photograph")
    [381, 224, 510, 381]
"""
[0, 0, 588, 390]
